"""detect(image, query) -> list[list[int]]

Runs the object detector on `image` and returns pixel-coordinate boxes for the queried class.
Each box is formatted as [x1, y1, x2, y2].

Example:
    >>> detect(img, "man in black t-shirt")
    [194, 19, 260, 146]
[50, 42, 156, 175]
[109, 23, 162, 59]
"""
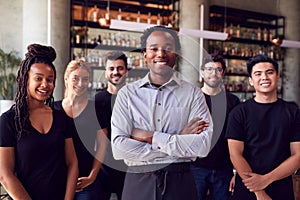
[95, 51, 128, 200]
[226, 54, 300, 200]
[191, 54, 240, 200]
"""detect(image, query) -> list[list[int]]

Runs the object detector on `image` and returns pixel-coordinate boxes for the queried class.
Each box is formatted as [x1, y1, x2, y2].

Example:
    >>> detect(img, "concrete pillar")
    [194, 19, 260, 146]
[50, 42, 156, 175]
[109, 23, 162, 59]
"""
[23, 0, 70, 100]
[280, 0, 300, 105]
[179, 0, 208, 86]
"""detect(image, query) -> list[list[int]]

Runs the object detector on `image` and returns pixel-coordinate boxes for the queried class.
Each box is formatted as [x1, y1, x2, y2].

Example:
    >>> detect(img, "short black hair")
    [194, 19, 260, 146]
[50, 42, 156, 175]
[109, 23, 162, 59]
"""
[246, 54, 278, 77]
[202, 53, 226, 71]
[140, 25, 181, 55]
[105, 51, 128, 69]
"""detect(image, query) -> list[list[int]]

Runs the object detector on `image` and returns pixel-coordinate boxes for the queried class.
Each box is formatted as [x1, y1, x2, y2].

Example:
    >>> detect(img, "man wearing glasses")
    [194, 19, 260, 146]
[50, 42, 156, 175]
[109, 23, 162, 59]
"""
[191, 54, 240, 200]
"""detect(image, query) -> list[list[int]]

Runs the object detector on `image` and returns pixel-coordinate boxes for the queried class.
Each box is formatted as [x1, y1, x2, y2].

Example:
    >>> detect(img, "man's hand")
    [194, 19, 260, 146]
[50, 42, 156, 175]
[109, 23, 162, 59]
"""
[180, 117, 209, 135]
[242, 172, 270, 192]
[229, 172, 236, 193]
[131, 128, 154, 144]
[254, 190, 272, 200]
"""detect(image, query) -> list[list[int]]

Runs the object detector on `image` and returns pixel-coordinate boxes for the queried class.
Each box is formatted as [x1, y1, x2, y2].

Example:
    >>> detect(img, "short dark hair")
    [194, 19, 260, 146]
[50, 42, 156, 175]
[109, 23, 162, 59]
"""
[246, 54, 278, 77]
[104, 51, 128, 69]
[140, 25, 181, 55]
[202, 53, 226, 71]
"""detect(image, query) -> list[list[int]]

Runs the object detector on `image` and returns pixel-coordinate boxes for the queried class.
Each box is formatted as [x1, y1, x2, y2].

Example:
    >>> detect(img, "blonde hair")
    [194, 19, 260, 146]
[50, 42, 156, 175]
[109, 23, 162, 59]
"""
[64, 59, 91, 97]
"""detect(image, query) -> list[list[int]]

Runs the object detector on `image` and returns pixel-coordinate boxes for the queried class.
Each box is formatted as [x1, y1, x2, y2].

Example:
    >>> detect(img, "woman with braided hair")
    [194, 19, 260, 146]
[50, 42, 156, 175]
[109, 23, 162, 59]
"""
[0, 43, 78, 200]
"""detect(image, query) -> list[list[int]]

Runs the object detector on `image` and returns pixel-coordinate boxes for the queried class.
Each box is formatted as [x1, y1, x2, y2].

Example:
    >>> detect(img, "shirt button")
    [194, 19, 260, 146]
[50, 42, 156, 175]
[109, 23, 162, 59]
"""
[158, 103, 161, 106]
[159, 88, 162, 91]
[158, 119, 160, 122]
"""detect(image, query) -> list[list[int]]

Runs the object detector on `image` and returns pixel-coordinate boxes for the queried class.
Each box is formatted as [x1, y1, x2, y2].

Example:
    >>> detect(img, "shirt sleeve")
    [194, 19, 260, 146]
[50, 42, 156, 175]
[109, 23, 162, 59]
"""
[111, 86, 167, 162]
[290, 108, 300, 142]
[225, 105, 245, 141]
[151, 87, 213, 158]
[0, 111, 16, 147]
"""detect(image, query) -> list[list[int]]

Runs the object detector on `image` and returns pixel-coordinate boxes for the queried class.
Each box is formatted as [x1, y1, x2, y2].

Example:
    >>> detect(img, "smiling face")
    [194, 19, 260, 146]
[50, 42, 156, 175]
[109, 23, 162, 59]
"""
[65, 67, 90, 97]
[143, 31, 177, 83]
[249, 62, 280, 98]
[27, 63, 55, 102]
[105, 59, 128, 86]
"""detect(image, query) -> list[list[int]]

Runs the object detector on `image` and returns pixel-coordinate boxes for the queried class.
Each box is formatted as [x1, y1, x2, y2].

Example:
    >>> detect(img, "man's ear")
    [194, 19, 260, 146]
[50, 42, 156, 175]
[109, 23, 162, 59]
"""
[249, 77, 253, 86]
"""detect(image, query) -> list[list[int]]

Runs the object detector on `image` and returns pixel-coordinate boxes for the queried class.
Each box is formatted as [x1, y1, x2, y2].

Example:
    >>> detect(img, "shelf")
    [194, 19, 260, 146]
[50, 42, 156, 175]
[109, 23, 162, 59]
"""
[71, 0, 179, 91]
[209, 5, 285, 28]
[72, 43, 141, 52]
[208, 5, 285, 101]
[226, 37, 273, 45]
[72, 0, 178, 17]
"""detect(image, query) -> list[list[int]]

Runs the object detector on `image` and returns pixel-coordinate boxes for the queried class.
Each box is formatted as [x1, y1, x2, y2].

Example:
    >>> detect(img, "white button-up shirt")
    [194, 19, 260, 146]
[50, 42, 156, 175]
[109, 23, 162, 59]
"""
[111, 73, 213, 166]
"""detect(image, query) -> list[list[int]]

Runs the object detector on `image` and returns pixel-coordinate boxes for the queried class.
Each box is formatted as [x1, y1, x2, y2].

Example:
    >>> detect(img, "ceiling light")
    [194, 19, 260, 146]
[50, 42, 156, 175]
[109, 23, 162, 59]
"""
[179, 28, 228, 41]
[110, 19, 154, 32]
[280, 40, 300, 49]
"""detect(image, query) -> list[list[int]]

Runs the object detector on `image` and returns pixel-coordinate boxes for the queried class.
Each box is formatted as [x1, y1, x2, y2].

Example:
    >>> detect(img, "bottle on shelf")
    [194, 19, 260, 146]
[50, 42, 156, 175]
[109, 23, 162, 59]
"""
[136, 11, 141, 23]
[105, 6, 110, 25]
[147, 12, 151, 24]
[97, 34, 102, 45]
[92, 5, 98, 22]
[223, 22, 227, 33]
[229, 23, 234, 36]
[263, 28, 268, 41]
[157, 13, 161, 25]
[102, 33, 107, 45]
[117, 8, 122, 20]
[107, 32, 112, 46]
[269, 29, 273, 41]
[236, 24, 241, 38]
[257, 27, 261, 40]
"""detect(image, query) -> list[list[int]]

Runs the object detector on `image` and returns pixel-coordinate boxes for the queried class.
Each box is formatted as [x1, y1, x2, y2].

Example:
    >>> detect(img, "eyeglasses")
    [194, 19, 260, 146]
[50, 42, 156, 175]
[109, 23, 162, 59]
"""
[203, 67, 224, 74]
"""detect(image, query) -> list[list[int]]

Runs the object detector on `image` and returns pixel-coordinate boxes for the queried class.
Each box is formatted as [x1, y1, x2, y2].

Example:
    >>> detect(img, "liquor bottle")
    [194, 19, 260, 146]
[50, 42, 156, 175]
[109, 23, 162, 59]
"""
[147, 12, 151, 24]
[257, 27, 261, 40]
[223, 23, 227, 33]
[157, 13, 161, 25]
[263, 28, 268, 41]
[269, 29, 273, 41]
[136, 11, 141, 23]
[236, 24, 241, 38]
[97, 34, 102, 45]
[92, 5, 98, 22]
[102, 33, 107, 45]
[105, 6, 110, 25]
[229, 23, 234, 36]
[117, 8, 122, 20]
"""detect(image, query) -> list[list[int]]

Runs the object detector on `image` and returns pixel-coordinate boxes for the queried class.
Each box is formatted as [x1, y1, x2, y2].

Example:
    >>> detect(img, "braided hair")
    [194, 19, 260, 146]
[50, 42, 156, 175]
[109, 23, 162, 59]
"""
[14, 43, 57, 138]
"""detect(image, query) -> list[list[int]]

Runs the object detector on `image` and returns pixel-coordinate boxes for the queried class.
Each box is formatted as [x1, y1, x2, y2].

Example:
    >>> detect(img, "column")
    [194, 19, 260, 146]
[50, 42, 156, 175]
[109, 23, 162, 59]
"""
[23, 0, 70, 100]
[179, 0, 208, 86]
[280, 0, 300, 105]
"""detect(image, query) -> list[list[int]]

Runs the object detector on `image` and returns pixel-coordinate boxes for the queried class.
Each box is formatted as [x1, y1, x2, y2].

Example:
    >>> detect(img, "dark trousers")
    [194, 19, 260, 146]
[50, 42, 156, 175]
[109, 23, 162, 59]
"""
[190, 165, 232, 200]
[121, 162, 198, 200]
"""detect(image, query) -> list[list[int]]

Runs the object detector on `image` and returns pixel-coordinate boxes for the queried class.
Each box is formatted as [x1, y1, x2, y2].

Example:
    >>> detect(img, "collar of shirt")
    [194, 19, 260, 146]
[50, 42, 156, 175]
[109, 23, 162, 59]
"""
[138, 72, 182, 89]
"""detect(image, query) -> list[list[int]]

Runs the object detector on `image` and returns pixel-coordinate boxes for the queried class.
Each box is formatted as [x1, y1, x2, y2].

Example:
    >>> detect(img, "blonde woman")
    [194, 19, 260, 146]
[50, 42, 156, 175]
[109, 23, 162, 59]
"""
[54, 60, 109, 199]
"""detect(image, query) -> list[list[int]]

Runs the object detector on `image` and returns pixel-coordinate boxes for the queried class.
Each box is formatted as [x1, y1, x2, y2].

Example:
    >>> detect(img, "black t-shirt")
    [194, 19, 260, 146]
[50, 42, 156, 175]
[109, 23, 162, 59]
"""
[54, 100, 108, 177]
[95, 90, 116, 139]
[0, 108, 72, 200]
[225, 98, 300, 199]
[192, 90, 240, 169]
[95, 90, 128, 172]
